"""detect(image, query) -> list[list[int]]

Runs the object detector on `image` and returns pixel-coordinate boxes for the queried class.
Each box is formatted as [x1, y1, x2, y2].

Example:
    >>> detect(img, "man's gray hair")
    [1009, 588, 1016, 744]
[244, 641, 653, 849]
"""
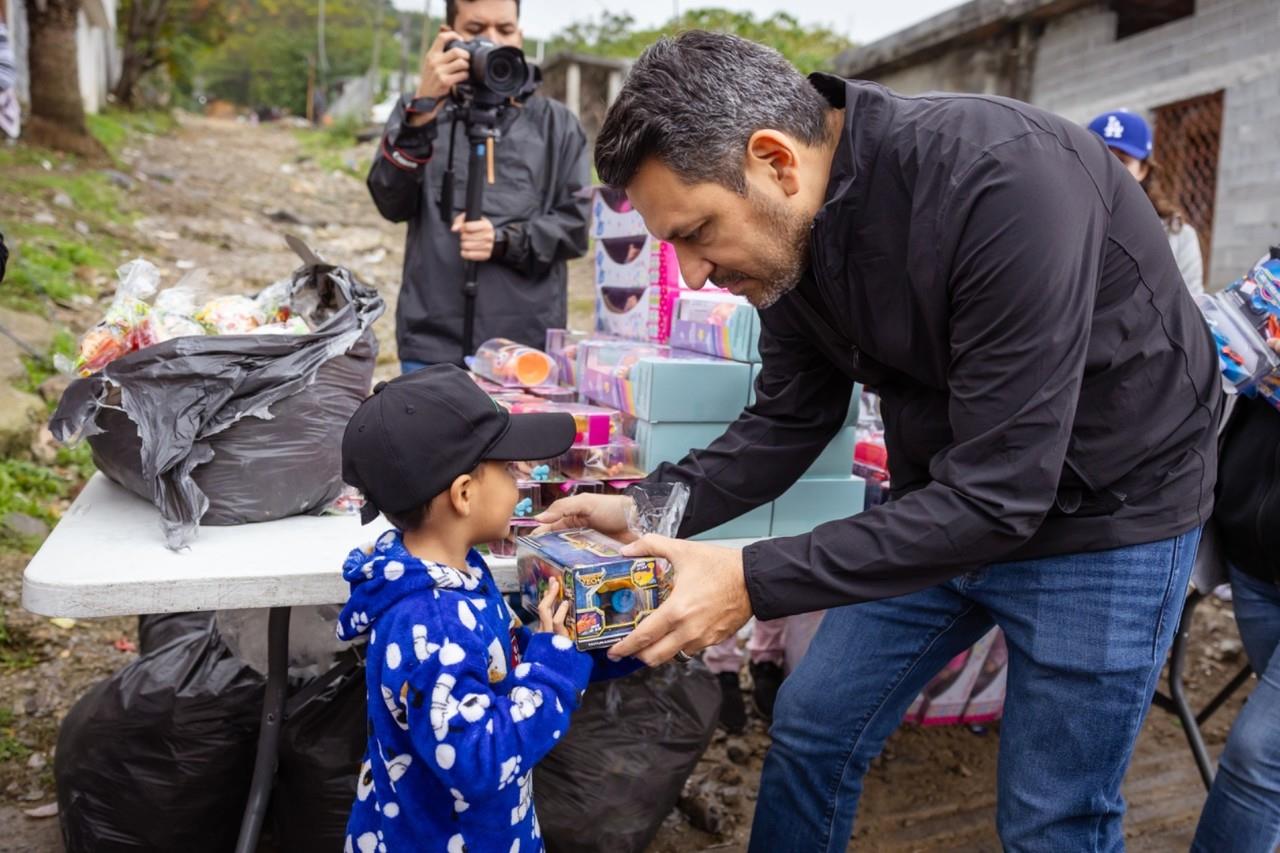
[594, 31, 832, 193]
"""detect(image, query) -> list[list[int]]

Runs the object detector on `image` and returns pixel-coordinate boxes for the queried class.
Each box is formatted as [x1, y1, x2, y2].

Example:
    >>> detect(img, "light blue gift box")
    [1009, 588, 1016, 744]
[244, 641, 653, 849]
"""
[693, 503, 775, 541]
[629, 356, 751, 423]
[771, 476, 867, 538]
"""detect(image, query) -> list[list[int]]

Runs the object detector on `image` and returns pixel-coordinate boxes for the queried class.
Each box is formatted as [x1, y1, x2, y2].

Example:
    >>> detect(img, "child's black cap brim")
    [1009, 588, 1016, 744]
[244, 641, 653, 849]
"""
[484, 411, 577, 463]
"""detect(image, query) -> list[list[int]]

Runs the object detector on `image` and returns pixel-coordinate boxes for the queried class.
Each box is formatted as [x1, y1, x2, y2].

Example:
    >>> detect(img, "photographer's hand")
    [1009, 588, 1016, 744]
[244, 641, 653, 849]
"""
[452, 213, 497, 261]
[409, 27, 469, 127]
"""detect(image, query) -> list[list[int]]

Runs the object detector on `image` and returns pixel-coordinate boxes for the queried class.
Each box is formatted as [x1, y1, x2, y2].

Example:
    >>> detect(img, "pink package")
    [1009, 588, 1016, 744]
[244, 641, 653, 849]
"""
[959, 630, 1008, 724]
[911, 628, 1002, 726]
[594, 235, 682, 343]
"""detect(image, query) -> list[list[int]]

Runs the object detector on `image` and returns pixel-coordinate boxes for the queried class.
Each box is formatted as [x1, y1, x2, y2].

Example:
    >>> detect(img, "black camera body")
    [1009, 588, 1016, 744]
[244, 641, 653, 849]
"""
[445, 37, 532, 106]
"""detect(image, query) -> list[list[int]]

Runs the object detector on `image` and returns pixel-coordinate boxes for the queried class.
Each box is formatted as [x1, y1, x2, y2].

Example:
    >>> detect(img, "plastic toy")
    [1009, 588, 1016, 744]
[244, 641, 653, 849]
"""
[559, 438, 644, 480]
[472, 337, 558, 388]
[517, 528, 673, 650]
[504, 400, 621, 446]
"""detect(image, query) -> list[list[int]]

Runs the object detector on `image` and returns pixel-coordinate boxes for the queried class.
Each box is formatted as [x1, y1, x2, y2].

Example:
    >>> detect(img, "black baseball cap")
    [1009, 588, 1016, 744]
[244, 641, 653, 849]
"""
[342, 364, 576, 524]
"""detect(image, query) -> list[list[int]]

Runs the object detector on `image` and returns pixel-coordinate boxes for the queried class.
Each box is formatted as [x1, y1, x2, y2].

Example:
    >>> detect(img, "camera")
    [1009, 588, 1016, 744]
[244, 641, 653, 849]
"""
[445, 37, 532, 105]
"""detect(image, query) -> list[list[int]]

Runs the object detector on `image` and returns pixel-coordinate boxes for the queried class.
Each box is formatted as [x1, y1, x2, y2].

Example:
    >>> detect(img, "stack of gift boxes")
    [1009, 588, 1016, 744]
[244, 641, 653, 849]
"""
[471, 188, 866, 553]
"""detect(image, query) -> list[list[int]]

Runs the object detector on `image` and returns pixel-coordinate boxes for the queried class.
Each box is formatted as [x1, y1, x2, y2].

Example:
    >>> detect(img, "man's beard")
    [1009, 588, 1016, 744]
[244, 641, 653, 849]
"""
[710, 190, 811, 309]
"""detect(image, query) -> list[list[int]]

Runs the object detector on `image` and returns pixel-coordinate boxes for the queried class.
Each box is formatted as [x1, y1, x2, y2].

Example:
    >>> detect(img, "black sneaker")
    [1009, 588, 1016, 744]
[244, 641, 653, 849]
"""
[717, 671, 747, 734]
[750, 661, 784, 721]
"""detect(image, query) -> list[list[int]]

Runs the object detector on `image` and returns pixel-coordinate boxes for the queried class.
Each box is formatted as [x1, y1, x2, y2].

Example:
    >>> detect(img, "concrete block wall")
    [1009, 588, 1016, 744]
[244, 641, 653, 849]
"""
[1031, 0, 1280, 287]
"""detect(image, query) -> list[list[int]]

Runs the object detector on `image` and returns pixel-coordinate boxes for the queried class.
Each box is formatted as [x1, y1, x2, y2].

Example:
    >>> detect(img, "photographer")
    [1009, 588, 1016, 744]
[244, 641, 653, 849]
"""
[368, 0, 591, 371]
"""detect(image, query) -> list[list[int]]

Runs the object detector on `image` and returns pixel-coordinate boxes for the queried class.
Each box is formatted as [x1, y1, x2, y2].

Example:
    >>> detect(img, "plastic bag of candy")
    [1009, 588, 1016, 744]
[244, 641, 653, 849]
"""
[195, 295, 265, 335]
[71, 260, 163, 376]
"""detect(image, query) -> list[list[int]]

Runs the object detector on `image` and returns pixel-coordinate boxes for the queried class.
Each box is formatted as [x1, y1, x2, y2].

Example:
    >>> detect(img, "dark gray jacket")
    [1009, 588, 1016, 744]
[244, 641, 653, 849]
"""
[368, 94, 590, 364]
[653, 76, 1223, 620]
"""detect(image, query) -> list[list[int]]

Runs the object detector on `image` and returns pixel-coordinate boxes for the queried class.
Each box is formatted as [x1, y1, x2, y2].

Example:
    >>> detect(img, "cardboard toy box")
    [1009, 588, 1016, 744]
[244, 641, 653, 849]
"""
[580, 343, 750, 423]
[517, 528, 672, 650]
[594, 236, 682, 343]
[669, 291, 761, 363]
[771, 476, 867, 537]
[592, 186, 647, 240]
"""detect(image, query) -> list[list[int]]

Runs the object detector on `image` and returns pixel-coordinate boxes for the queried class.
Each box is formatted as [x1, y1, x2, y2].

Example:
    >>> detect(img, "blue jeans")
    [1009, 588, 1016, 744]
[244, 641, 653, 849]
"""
[400, 359, 429, 375]
[750, 530, 1200, 853]
[1192, 565, 1280, 853]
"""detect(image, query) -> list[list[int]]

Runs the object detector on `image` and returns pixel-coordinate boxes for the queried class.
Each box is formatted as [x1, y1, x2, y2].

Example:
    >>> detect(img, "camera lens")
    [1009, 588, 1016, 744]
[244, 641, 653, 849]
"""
[477, 45, 528, 99]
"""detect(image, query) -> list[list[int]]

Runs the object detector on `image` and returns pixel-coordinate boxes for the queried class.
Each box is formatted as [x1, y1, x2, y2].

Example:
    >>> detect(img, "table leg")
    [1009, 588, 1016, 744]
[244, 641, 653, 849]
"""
[235, 606, 292, 853]
[1167, 592, 1216, 790]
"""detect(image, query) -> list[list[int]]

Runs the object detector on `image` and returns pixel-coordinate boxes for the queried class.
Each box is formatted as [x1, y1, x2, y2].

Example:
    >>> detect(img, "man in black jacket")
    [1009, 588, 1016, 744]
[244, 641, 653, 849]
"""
[368, 0, 590, 370]
[539, 32, 1222, 850]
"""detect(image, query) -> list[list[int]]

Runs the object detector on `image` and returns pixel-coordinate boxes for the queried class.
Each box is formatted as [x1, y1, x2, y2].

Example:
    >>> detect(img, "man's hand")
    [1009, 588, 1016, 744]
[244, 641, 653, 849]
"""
[408, 27, 469, 126]
[452, 214, 497, 261]
[607, 535, 753, 666]
[534, 493, 636, 543]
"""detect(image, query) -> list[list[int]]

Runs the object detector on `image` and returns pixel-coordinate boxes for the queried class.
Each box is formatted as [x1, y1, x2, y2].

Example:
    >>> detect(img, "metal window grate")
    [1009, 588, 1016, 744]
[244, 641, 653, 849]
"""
[1152, 90, 1224, 283]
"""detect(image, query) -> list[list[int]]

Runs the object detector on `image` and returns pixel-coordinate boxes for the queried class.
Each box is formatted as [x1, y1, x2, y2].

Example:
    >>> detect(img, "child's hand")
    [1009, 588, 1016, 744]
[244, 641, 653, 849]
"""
[537, 577, 571, 637]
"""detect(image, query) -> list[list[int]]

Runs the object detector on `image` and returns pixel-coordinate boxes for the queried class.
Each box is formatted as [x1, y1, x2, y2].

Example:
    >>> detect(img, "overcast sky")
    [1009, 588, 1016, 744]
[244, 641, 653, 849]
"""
[392, 0, 967, 44]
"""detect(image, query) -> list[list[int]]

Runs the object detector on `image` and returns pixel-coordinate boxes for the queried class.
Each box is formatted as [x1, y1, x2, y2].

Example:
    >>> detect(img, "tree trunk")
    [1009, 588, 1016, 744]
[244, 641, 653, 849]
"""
[112, 0, 168, 108]
[26, 0, 88, 134]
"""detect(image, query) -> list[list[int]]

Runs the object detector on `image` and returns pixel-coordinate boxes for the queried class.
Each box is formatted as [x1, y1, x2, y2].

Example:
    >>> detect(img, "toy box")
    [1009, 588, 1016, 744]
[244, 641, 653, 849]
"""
[592, 186, 647, 240]
[669, 291, 761, 363]
[634, 420, 728, 469]
[691, 502, 774, 542]
[1198, 254, 1280, 408]
[806, 426, 855, 478]
[579, 342, 750, 422]
[504, 400, 623, 447]
[545, 329, 592, 390]
[771, 476, 866, 537]
[559, 438, 644, 481]
[594, 236, 682, 343]
[484, 519, 540, 558]
[472, 337, 558, 388]
[517, 528, 673, 650]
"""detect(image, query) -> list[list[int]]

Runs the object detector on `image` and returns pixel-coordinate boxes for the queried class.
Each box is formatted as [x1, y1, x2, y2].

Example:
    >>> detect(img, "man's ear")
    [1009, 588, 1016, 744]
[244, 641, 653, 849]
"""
[745, 129, 801, 197]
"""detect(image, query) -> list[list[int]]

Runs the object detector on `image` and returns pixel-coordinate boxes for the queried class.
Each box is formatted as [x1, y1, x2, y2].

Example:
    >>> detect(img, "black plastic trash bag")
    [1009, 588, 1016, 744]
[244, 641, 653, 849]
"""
[536, 660, 722, 853]
[137, 611, 214, 655]
[272, 655, 367, 851]
[49, 238, 384, 549]
[55, 620, 265, 853]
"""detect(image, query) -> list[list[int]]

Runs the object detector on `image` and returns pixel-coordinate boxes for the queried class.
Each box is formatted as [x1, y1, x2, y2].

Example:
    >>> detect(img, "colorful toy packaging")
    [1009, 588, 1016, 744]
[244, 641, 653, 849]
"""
[517, 483, 689, 650]
[669, 291, 762, 363]
[594, 234, 682, 343]
[1198, 253, 1280, 410]
[591, 186, 647, 239]
[503, 400, 622, 446]
[578, 340, 671, 413]
[559, 438, 645, 481]
[544, 328, 592, 389]
[471, 337, 559, 388]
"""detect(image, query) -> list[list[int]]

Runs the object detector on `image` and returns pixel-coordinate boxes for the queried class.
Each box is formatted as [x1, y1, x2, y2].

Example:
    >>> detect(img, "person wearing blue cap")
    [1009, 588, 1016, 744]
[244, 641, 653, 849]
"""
[1088, 109, 1204, 294]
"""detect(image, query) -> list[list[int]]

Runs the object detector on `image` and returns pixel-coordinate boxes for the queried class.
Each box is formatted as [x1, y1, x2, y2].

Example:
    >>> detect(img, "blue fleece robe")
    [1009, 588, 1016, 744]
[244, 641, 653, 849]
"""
[337, 530, 592, 853]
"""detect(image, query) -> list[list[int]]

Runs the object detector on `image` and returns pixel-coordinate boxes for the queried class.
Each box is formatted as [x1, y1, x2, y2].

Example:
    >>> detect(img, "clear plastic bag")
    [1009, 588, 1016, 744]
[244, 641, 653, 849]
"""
[625, 481, 690, 538]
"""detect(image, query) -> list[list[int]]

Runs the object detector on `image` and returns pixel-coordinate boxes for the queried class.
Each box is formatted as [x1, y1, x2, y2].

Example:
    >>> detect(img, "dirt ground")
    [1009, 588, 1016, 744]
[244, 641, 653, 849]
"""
[1, 116, 1259, 851]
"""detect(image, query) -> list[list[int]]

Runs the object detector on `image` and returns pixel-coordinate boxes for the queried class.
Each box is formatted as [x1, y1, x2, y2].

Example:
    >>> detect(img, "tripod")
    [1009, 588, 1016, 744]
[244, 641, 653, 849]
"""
[442, 97, 505, 362]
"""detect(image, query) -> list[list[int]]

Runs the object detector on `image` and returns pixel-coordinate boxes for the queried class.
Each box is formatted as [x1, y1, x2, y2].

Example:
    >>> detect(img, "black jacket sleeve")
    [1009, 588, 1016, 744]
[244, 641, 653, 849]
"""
[740, 138, 1107, 620]
[366, 98, 437, 224]
[495, 117, 591, 278]
[649, 299, 854, 537]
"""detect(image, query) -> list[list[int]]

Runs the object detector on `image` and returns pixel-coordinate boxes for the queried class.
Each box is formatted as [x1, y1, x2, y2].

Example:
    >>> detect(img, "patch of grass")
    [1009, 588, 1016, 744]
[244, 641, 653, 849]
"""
[19, 329, 76, 400]
[87, 109, 178, 159]
[0, 459, 68, 552]
[295, 117, 367, 177]
[55, 443, 96, 484]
